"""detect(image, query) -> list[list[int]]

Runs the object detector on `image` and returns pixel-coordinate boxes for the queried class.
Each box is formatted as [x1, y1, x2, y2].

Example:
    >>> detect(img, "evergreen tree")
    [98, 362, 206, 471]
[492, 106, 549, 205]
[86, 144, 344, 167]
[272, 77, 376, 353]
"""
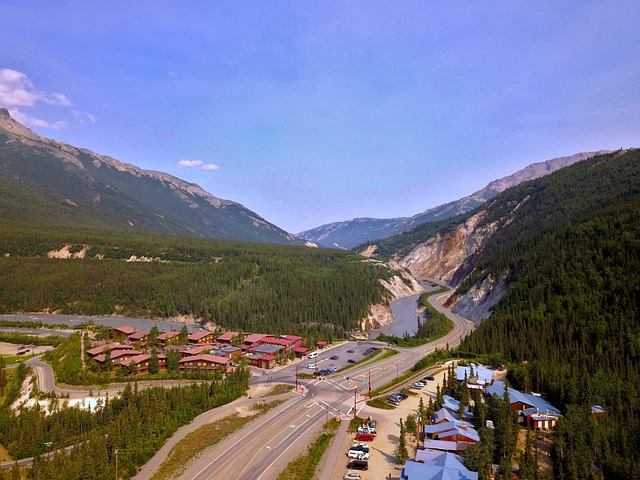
[179, 325, 189, 345]
[395, 418, 409, 464]
[149, 347, 159, 375]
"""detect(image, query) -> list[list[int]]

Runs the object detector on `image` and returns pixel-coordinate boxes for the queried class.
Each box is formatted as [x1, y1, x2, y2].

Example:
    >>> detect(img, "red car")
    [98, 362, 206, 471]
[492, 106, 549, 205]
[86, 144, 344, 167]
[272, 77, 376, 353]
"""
[355, 433, 374, 441]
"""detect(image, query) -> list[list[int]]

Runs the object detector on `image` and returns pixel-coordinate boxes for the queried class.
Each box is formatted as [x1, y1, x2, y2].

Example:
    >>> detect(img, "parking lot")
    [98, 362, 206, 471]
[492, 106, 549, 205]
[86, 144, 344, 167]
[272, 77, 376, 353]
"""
[303, 341, 383, 377]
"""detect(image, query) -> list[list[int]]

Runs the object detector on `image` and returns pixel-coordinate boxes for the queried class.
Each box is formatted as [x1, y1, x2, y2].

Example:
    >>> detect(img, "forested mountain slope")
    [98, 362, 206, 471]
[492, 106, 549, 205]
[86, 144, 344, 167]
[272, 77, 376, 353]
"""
[0, 223, 403, 339]
[458, 149, 640, 478]
[0, 108, 301, 245]
[378, 149, 639, 478]
[299, 151, 607, 248]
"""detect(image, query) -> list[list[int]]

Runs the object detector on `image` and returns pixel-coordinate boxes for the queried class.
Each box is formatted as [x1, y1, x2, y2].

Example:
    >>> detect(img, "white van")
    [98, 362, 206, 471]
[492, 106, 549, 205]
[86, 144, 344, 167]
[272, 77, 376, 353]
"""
[347, 450, 370, 460]
[308, 351, 318, 359]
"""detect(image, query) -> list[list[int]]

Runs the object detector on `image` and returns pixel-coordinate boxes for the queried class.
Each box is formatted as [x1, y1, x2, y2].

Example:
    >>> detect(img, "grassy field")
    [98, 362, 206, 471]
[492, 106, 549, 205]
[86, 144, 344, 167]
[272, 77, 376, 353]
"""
[149, 400, 283, 480]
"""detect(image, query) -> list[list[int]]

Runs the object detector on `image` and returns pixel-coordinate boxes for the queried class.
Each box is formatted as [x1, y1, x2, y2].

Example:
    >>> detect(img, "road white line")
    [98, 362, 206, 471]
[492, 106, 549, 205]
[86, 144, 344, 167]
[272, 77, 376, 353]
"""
[249, 406, 325, 480]
[191, 396, 310, 480]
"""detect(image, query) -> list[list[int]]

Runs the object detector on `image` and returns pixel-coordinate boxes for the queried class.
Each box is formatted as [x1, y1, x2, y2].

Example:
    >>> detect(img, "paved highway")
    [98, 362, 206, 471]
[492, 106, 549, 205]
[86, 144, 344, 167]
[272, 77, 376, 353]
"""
[170, 290, 475, 480]
[18, 284, 476, 479]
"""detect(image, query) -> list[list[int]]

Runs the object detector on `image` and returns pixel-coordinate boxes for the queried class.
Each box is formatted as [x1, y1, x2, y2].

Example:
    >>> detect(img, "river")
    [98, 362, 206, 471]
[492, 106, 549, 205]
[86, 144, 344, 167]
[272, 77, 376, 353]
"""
[369, 282, 437, 339]
[0, 313, 206, 332]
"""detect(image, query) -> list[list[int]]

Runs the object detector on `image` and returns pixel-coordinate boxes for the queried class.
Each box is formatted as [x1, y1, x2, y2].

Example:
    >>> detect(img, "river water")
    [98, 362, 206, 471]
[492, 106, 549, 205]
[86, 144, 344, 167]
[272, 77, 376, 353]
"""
[1, 283, 436, 338]
[0, 313, 206, 333]
[369, 282, 437, 339]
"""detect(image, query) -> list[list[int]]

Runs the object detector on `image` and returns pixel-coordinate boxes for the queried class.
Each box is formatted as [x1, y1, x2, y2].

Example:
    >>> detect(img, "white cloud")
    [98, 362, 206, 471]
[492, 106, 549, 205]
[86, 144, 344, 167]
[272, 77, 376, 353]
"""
[73, 110, 96, 124]
[10, 109, 68, 131]
[0, 68, 72, 107]
[178, 160, 204, 168]
[0, 68, 92, 131]
[177, 160, 220, 171]
[0, 68, 38, 107]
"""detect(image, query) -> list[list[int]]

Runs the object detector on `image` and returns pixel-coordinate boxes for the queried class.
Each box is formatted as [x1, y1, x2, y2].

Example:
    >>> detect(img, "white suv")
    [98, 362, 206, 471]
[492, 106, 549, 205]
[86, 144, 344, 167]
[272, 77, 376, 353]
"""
[347, 450, 370, 460]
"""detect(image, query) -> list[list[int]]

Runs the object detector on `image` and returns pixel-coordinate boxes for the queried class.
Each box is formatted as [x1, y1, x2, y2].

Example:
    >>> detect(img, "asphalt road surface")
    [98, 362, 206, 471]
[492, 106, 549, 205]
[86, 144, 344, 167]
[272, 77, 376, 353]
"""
[17, 286, 475, 479]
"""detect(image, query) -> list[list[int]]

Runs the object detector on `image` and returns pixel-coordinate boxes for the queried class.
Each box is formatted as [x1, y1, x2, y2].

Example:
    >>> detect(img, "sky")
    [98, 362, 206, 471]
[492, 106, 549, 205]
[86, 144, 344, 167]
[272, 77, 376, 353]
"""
[1, 2, 639, 233]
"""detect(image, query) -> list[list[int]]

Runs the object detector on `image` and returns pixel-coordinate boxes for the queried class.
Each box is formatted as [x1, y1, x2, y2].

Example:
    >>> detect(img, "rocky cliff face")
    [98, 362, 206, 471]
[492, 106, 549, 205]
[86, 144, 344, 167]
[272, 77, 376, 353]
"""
[358, 260, 424, 335]
[446, 270, 509, 324]
[395, 194, 535, 322]
[397, 211, 499, 285]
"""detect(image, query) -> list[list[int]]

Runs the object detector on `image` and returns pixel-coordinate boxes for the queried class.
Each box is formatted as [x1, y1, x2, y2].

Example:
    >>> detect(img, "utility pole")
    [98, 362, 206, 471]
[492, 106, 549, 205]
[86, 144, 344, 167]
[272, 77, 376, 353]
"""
[368, 370, 371, 398]
[115, 448, 118, 480]
[295, 365, 299, 392]
[353, 387, 357, 419]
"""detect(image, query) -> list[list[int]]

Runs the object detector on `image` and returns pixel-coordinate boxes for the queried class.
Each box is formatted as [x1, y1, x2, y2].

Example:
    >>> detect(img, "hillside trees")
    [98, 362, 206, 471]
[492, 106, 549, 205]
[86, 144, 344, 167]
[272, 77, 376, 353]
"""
[0, 366, 250, 479]
[0, 226, 393, 337]
[458, 149, 640, 478]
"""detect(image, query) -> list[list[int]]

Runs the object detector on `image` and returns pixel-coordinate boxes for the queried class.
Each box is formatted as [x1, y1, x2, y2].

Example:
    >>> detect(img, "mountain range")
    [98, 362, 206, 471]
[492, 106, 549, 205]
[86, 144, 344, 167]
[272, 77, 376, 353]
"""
[297, 150, 611, 249]
[0, 108, 302, 245]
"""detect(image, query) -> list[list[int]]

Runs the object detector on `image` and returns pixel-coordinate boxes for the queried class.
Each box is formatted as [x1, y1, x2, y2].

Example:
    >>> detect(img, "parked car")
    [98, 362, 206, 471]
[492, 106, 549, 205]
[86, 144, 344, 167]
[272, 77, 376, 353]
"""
[411, 383, 424, 389]
[351, 443, 369, 452]
[308, 351, 318, 359]
[357, 426, 375, 435]
[347, 359, 356, 364]
[343, 473, 361, 480]
[369, 420, 377, 429]
[347, 450, 370, 460]
[346, 460, 369, 471]
[330, 355, 339, 360]
[355, 433, 374, 441]
[425, 375, 435, 381]
[347, 349, 355, 353]
[397, 392, 408, 399]
[388, 398, 400, 406]
[306, 363, 316, 369]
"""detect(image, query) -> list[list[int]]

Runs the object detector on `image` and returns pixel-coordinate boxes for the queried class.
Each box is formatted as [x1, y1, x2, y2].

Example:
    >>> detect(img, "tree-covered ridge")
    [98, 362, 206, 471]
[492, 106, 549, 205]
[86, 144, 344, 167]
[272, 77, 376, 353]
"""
[0, 223, 393, 338]
[458, 149, 640, 478]
[0, 363, 250, 479]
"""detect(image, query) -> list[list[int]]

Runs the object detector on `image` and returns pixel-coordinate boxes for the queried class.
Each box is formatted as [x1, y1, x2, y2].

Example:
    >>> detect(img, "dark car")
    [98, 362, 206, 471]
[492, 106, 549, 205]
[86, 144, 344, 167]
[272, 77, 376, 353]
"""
[350, 444, 370, 453]
[347, 349, 355, 353]
[330, 355, 339, 360]
[347, 460, 369, 471]
[347, 359, 356, 364]
[397, 392, 408, 399]
[425, 375, 435, 381]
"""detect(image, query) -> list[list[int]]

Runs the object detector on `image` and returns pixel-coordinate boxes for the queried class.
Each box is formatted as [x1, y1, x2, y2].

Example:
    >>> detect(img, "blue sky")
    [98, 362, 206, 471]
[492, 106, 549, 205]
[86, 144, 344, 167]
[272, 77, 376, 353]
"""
[1, 2, 639, 233]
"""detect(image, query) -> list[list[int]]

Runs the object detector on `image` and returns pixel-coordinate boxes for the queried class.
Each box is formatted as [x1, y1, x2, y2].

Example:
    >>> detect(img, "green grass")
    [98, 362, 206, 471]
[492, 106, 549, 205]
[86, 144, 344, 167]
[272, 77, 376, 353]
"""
[148, 400, 283, 480]
[366, 397, 396, 410]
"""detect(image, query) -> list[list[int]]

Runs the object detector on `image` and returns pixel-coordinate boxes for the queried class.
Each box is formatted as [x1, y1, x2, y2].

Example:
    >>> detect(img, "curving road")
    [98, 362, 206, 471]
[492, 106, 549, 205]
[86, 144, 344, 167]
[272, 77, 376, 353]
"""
[17, 280, 476, 479]
[166, 285, 475, 480]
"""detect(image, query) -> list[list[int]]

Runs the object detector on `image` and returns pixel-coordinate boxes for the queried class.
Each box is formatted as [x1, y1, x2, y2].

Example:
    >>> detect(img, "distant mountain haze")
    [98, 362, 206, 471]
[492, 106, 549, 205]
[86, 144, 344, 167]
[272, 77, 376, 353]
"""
[0, 108, 303, 245]
[297, 150, 611, 249]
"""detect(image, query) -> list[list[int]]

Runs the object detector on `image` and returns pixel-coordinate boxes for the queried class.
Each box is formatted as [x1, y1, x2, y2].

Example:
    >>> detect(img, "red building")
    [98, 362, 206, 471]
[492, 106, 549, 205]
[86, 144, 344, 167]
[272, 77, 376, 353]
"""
[178, 354, 230, 373]
[247, 354, 277, 369]
[188, 332, 217, 345]
[108, 326, 137, 341]
[217, 331, 241, 344]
